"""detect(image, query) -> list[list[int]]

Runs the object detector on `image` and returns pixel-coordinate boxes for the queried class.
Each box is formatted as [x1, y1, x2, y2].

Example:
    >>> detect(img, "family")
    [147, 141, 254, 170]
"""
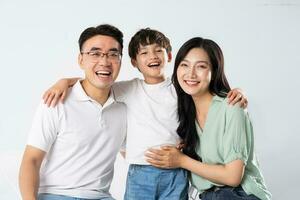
[19, 24, 271, 200]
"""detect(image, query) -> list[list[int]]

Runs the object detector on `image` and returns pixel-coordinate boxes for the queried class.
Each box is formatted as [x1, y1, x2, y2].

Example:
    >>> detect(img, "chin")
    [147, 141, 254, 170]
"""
[95, 82, 113, 90]
[182, 90, 195, 96]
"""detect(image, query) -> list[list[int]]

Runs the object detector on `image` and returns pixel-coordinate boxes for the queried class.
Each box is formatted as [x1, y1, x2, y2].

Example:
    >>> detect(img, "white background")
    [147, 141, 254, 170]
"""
[0, 0, 299, 199]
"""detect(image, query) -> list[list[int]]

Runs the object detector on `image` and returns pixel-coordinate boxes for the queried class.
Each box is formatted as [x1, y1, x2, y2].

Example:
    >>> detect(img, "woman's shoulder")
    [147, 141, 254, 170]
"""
[214, 96, 248, 118]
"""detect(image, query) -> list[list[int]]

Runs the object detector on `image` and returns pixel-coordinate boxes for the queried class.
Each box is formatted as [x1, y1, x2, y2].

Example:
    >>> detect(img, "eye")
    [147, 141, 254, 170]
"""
[195, 64, 208, 69]
[108, 52, 119, 58]
[89, 51, 101, 57]
[179, 63, 189, 68]
[156, 49, 163, 53]
[140, 51, 147, 55]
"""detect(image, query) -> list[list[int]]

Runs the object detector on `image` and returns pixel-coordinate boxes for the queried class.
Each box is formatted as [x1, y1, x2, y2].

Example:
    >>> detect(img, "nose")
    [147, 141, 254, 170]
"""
[149, 50, 159, 60]
[97, 55, 110, 66]
[188, 66, 197, 78]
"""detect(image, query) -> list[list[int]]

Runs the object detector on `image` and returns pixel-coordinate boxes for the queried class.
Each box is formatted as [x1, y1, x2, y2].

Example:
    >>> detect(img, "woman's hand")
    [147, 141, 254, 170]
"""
[145, 146, 186, 169]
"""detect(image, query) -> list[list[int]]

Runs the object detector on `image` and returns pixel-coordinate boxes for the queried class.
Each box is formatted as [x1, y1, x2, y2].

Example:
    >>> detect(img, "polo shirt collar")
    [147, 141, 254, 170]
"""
[72, 81, 90, 101]
[72, 81, 116, 107]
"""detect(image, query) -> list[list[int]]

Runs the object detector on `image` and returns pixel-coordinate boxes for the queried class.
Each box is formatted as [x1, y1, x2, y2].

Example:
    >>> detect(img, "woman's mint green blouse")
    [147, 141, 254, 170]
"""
[191, 96, 271, 200]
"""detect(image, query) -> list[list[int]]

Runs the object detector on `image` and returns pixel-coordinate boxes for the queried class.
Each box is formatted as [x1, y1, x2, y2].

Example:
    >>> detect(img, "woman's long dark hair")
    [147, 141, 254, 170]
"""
[172, 37, 231, 161]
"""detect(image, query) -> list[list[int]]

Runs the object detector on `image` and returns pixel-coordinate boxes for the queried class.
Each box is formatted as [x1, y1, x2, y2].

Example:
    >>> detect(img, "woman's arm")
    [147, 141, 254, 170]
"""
[43, 77, 80, 107]
[145, 146, 245, 187]
[181, 154, 244, 187]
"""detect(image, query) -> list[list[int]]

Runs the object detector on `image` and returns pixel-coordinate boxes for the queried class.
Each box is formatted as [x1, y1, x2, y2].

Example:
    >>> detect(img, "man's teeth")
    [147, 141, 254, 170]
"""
[96, 71, 111, 76]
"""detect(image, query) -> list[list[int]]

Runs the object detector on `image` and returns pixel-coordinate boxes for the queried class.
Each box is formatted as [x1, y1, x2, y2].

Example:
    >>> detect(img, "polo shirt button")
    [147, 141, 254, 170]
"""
[100, 120, 105, 127]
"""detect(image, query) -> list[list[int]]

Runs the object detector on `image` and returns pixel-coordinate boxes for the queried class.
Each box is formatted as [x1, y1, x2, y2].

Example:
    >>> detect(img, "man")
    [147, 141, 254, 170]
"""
[19, 24, 126, 200]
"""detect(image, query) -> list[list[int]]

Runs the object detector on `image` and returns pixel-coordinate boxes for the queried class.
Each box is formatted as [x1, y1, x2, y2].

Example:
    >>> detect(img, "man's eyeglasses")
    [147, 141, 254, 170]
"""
[81, 50, 122, 62]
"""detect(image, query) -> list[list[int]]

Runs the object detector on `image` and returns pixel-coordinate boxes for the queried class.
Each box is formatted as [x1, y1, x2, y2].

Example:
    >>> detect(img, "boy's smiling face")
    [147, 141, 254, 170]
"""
[132, 43, 172, 84]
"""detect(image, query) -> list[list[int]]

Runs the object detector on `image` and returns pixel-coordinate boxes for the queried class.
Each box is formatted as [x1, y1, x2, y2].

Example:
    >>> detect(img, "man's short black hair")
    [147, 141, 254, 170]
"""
[78, 24, 123, 53]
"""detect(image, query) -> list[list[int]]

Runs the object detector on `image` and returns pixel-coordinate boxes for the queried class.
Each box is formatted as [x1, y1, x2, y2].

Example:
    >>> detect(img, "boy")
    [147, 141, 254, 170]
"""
[43, 28, 247, 199]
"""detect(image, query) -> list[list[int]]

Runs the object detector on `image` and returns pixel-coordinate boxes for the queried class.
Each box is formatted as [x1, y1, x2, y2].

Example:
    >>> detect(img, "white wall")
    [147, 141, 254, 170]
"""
[0, 0, 299, 199]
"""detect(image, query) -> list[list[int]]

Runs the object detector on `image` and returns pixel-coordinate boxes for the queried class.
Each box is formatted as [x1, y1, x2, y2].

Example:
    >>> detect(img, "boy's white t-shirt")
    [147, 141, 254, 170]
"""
[27, 81, 127, 198]
[113, 78, 180, 164]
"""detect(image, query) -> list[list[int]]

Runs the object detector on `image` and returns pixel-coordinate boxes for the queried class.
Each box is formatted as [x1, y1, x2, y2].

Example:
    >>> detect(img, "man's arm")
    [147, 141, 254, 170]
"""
[19, 145, 46, 200]
[43, 77, 80, 107]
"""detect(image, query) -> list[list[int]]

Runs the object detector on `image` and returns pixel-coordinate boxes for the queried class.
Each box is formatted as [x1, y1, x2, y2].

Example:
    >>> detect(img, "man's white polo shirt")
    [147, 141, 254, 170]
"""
[27, 81, 127, 199]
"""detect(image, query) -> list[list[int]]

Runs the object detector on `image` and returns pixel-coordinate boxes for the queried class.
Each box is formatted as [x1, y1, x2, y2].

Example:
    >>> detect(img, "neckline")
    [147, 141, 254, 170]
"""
[195, 95, 219, 135]
[142, 78, 171, 89]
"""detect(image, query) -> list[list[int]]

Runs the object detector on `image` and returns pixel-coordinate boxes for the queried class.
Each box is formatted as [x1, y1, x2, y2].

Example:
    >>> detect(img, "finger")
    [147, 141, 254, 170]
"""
[239, 98, 246, 108]
[230, 94, 241, 106]
[45, 93, 55, 107]
[240, 102, 245, 109]
[161, 146, 174, 150]
[177, 145, 184, 151]
[240, 98, 248, 109]
[227, 90, 233, 99]
[176, 141, 185, 149]
[51, 93, 60, 107]
[147, 148, 167, 156]
[43, 92, 51, 104]
[146, 158, 169, 168]
[42, 91, 50, 101]
[244, 99, 248, 107]
[60, 91, 66, 103]
[145, 151, 166, 161]
[227, 91, 237, 104]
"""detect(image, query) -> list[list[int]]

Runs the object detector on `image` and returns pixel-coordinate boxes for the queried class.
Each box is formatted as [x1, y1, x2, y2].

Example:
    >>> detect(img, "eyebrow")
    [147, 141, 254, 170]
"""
[89, 47, 119, 52]
[139, 47, 147, 51]
[182, 59, 210, 65]
[90, 47, 101, 51]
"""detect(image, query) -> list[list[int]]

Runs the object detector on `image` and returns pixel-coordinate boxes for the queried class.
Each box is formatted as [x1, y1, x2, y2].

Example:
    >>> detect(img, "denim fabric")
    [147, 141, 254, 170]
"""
[38, 193, 115, 200]
[199, 186, 260, 200]
[124, 164, 188, 200]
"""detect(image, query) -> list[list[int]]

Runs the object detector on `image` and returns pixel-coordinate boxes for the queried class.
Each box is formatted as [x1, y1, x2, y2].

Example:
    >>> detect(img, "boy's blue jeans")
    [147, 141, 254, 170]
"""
[38, 194, 115, 200]
[124, 164, 188, 200]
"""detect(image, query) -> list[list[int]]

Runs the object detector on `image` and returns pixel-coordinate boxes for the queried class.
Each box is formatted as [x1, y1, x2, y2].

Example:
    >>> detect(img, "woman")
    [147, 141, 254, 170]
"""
[145, 37, 271, 200]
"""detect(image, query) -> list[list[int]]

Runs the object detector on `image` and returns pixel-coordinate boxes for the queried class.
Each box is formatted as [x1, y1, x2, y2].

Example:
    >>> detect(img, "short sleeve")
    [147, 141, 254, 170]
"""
[27, 101, 59, 152]
[112, 79, 136, 102]
[223, 105, 253, 165]
[120, 135, 127, 152]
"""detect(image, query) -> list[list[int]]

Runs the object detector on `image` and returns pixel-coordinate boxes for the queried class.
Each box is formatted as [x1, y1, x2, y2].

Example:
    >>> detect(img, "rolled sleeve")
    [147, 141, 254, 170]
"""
[223, 105, 253, 165]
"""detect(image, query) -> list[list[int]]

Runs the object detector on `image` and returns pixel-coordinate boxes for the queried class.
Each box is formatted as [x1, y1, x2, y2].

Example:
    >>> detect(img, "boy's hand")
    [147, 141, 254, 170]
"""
[43, 79, 70, 107]
[227, 88, 248, 108]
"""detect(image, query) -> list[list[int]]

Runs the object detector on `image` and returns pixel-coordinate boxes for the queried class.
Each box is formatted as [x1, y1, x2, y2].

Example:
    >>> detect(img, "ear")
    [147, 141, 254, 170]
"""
[167, 52, 172, 62]
[131, 58, 138, 68]
[78, 53, 84, 69]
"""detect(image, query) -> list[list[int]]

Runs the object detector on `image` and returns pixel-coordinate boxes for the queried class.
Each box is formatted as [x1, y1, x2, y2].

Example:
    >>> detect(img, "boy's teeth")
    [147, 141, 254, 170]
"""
[148, 63, 160, 67]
